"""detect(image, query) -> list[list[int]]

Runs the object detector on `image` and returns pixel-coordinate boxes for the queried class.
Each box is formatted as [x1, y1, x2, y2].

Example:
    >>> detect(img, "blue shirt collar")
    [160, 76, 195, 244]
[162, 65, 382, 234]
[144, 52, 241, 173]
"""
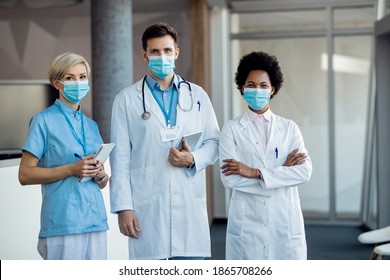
[146, 74, 179, 91]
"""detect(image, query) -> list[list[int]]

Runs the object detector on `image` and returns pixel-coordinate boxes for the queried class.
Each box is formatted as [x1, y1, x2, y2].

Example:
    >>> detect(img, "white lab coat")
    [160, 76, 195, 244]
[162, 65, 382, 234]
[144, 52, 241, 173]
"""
[219, 110, 312, 260]
[110, 77, 220, 260]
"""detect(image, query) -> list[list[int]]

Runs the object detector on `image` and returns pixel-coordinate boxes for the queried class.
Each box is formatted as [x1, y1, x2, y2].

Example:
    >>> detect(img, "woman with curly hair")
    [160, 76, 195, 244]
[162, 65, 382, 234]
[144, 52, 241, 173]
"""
[219, 51, 313, 260]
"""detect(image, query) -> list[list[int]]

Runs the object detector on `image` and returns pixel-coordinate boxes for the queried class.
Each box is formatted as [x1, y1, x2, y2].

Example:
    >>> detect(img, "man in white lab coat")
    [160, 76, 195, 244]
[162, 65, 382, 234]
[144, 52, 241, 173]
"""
[219, 51, 313, 259]
[109, 22, 220, 260]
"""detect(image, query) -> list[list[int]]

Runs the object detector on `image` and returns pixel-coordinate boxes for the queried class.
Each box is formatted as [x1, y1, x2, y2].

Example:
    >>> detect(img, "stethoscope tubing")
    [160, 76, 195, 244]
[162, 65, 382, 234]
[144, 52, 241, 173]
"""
[141, 75, 192, 120]
[141, 76, 151, 120]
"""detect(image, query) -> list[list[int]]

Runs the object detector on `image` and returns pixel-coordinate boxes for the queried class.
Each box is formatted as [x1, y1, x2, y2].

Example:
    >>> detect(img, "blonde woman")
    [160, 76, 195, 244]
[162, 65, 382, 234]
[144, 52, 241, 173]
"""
[18, 52, 109, 260]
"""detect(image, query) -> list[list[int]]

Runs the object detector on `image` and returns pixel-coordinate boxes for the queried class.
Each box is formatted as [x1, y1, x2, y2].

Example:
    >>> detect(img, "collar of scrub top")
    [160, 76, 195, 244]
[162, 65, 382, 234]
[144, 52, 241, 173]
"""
[145, 74, 179, 128]
[54, 99, 87, 156]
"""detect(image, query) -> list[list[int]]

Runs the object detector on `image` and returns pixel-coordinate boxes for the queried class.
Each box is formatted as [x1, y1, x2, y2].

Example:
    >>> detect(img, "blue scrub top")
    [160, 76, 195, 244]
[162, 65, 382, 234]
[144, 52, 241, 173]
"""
[22, 99, 109, 238]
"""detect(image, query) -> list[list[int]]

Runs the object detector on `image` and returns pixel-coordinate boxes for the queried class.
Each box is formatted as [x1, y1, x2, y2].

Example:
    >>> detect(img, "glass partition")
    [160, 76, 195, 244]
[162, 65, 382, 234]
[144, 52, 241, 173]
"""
[229, 2, 375, 222]
[232, 9, 326, 33]
[333, 35, 371, 219]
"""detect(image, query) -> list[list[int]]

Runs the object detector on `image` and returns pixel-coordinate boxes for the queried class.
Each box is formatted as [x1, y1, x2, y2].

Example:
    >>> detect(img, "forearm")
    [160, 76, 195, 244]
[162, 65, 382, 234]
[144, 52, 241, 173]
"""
[19, 164, 73, 186]
[261, 163, 312, 189]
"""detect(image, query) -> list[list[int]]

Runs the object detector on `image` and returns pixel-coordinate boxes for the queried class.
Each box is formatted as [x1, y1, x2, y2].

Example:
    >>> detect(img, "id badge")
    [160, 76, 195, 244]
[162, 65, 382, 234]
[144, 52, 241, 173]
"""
[160, 127, 179, 142]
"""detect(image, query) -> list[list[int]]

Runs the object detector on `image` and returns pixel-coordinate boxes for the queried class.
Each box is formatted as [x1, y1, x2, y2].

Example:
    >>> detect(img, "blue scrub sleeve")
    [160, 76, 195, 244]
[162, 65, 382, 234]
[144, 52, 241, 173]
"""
[21, 113, 47, 160]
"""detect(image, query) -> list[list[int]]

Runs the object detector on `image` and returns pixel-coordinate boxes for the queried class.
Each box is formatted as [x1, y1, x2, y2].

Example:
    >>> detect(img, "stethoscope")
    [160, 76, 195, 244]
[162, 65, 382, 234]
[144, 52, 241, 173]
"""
[141, 75, 193, 120]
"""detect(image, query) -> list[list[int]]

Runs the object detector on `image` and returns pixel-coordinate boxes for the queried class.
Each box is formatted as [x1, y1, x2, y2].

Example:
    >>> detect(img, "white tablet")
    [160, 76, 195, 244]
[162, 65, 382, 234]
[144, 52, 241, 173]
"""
[176, 131, 203, 151]
[79, 143, 116, 182]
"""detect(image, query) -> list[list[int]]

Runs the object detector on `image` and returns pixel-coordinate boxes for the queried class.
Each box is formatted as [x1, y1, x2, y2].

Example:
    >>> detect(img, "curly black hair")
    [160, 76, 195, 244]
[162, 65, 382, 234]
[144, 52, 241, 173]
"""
[235, 51, 284, 98]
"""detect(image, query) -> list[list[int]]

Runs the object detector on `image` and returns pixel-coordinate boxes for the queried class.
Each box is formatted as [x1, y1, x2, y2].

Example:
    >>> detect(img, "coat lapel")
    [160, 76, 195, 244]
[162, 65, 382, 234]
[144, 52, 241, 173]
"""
[239, 112, 266, 162]
[175, 103, 190, 137]
[266, 113, 282, 158]
[136, 79, 166, 128]
[174, 77, 191, 138]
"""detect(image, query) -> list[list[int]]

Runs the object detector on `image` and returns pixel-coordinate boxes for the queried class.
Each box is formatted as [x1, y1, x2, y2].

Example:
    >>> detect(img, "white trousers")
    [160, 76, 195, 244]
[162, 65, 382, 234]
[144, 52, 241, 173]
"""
[37, 231, 107, 260]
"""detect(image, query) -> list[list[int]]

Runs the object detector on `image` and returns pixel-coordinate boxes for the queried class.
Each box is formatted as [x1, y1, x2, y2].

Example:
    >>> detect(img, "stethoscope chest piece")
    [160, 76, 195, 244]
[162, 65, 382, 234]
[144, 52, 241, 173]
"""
[142, 111, 151, 120]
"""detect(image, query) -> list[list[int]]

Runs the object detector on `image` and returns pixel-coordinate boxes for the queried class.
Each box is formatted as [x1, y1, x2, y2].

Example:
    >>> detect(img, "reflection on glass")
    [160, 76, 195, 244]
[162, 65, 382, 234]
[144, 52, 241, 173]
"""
[231, 10, 326, 33]
[334, 7, 375, 29]
[377, 0, 390, 20]
[333, 36, 371, 219]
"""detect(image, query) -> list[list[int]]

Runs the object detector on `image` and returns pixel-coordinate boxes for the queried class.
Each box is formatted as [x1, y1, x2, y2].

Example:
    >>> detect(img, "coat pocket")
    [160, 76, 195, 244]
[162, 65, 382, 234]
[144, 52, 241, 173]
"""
[288, 205, 305, 236]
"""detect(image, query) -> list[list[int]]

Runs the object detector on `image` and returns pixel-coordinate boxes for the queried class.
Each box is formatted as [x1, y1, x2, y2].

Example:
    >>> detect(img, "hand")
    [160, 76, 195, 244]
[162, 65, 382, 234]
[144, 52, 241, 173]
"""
[283, 149, 306, 167]
[168, 139, 194, 167]
[92, 164, 107, 189]
[221, 159, 260, 178]
[118, 210, 140, 239]
[71, 154, 103, 178]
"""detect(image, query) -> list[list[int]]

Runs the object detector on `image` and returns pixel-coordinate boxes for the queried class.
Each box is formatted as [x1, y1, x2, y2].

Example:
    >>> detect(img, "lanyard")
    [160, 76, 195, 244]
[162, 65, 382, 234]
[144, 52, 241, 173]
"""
[55, 102, 87, 156]
[148, 83, 177, 128]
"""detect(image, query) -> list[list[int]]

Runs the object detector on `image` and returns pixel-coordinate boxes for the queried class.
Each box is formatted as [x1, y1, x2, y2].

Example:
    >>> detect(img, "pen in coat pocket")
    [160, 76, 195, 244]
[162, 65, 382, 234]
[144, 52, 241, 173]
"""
[275, 148, 278, 159]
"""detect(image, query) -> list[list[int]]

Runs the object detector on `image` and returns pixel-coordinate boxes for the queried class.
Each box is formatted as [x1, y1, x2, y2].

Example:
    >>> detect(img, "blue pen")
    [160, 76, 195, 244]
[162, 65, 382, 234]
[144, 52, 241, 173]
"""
[74, 153, 83, 160]
[197, 101, 201, 111]
[275, 148, 278, 159]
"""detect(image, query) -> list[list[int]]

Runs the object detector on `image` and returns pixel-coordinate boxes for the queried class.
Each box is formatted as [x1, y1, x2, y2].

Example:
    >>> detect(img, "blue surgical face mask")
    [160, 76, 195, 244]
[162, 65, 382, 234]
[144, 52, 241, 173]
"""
[148, 55, 175, 79]
[242, 88, 271, 111]
[58, 80, 90, 103]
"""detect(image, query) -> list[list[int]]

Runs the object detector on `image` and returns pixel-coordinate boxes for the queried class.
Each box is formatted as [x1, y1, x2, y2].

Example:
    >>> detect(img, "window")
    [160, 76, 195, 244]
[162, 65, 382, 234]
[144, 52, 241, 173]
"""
[230, 2, 375, 222]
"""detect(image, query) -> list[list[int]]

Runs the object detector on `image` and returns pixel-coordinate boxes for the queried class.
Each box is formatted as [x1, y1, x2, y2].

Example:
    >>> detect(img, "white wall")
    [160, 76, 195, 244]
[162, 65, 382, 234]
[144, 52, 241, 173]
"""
[0, 159, 128, 260]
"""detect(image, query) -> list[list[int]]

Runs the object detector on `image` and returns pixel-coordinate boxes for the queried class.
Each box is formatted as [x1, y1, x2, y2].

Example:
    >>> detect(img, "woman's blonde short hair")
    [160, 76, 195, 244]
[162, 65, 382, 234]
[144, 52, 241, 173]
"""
[48, 52, 91, 85]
